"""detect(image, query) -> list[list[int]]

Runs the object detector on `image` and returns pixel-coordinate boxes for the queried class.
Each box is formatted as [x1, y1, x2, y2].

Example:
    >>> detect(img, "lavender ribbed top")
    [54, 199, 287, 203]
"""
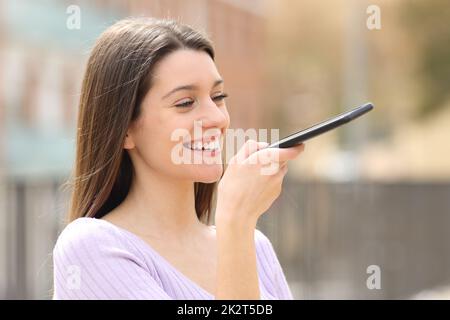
[52, 217, 293, 300]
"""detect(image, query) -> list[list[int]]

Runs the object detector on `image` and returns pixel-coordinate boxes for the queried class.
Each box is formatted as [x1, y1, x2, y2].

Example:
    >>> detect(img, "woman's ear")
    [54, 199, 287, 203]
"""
[123, 132, 135, 150]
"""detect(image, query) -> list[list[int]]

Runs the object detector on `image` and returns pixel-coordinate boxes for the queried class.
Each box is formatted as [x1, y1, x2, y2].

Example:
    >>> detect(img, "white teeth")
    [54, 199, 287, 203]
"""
[185, 140, 220, 151]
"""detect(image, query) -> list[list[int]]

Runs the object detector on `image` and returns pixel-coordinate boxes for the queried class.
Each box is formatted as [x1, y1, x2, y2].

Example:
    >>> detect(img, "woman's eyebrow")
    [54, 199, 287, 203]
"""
[162, 79, 223, 99]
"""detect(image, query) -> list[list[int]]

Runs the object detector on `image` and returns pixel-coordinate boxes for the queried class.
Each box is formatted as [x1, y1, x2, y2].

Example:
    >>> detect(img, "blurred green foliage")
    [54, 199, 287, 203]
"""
[401, 0, 450, 118]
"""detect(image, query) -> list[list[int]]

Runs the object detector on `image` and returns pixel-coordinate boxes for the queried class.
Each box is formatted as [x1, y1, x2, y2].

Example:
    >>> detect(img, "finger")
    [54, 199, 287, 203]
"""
[272, 162, 289, 181]
[278, 160, 288, 171]
[246, 143, 305, 165]
[280, 162, 288, 174]
[278, 160, 288, 168]
[270, 143, 305, 162]
[232, 139, 269, 164]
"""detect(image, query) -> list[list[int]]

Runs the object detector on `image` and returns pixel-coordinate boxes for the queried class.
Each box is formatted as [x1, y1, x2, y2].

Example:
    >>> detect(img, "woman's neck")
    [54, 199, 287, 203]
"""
[106, 168, 205, 243]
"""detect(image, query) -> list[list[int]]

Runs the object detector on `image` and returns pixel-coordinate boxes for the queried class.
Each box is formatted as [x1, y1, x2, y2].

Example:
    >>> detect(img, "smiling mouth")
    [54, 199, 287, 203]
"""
[182, 140, 221, 152]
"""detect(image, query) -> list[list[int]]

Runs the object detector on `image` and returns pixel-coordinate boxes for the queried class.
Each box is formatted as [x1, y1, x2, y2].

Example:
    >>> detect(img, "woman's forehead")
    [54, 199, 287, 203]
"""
[152, 49, 221, 89]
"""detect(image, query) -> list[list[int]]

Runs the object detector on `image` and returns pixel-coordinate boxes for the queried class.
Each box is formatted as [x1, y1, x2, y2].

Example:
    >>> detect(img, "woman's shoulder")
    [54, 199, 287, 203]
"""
[53, 217, 133, 256]
[55, 217, 116, 240]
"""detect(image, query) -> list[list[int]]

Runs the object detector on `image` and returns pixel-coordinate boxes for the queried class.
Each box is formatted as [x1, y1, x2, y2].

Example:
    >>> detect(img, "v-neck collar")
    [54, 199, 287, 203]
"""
[92, 217, 216, 298]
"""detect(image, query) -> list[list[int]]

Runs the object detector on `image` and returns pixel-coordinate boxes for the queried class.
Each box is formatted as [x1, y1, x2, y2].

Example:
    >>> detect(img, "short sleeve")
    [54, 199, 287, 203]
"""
[52, 218, 172, 300]
[255, 229, 294, 300]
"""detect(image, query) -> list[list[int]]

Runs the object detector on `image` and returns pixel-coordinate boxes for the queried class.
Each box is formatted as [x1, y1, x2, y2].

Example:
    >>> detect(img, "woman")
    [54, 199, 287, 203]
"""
[52, 17, 304, 300]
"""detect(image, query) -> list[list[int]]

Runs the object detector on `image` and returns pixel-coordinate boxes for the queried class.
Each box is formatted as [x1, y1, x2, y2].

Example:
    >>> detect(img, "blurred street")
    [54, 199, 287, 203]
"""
[0, 0, 449, 299]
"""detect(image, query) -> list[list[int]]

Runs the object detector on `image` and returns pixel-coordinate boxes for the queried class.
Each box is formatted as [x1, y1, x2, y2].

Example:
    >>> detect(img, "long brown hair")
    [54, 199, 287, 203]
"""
[67, 18, 217, 224]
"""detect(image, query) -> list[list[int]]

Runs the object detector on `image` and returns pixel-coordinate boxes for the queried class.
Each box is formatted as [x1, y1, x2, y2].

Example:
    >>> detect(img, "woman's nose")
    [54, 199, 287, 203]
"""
[197, 98, 229, 128]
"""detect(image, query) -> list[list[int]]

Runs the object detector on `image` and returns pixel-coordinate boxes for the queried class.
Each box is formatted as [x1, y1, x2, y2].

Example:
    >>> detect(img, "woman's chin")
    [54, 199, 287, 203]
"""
[191, 164, 223, 183]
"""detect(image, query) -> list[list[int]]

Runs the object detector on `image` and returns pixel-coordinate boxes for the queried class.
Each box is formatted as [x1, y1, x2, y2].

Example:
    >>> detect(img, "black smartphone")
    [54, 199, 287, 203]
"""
[266, 102, 374, 148]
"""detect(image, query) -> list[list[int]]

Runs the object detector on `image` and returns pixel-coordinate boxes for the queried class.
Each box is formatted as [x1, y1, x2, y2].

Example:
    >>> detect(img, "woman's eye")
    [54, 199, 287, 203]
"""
[174, 93, 228, 108]
[212, 93, 228, 103]
[175, 100, 194, 108]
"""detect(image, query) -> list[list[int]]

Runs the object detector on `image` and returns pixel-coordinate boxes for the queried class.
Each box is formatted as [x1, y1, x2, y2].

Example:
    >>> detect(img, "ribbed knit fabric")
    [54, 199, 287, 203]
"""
[52, 217, 293, 300]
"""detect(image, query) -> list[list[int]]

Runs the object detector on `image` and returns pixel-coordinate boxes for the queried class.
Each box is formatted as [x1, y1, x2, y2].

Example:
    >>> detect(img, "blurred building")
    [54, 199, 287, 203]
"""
[0, 0, 267, 299]
[0, 0, 267, 179]
[127, 0, 268, 130]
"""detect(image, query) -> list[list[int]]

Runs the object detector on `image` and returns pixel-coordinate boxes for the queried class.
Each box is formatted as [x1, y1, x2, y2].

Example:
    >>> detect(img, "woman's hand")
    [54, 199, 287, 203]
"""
[215, 139, 305, 229]
[214, 139, 305, 299]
